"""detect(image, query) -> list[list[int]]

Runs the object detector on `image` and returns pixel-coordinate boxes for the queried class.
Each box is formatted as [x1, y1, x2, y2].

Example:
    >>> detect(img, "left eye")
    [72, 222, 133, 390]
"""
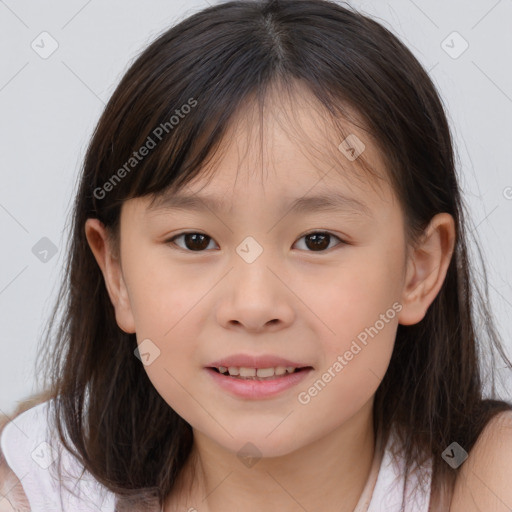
[294, 231, 344, 252]
[166, 231, 345, 253]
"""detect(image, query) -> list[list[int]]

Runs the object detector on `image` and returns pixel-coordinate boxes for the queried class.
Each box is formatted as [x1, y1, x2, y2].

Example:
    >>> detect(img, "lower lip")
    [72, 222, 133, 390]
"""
[205, 367, 313, 399]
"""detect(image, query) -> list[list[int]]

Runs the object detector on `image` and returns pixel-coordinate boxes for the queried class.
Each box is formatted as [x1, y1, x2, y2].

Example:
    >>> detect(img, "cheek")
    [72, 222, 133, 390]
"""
[295, 245, 403, 385]
[301, 246, 403, 334]
[296, 284, 399, 431]
[121, 249, 209, 403]
[123, 247, 213, 336]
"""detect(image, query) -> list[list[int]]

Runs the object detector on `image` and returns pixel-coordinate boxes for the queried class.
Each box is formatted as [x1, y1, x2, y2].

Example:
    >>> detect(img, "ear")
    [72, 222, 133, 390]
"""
[84, 218, 136, 334]
[397, 213, 456, 326]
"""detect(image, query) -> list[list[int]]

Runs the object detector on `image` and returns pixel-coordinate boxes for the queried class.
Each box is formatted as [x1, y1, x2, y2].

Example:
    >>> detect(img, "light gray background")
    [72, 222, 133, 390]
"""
[1, 0, 511, 415]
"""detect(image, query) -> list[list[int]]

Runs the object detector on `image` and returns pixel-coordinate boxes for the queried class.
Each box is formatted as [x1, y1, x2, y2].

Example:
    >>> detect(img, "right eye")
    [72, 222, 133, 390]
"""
[166, 232, 219, 252]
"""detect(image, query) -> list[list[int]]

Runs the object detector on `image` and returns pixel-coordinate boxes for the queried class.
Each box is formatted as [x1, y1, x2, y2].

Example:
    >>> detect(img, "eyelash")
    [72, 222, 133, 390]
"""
[165, 230, 347, 253]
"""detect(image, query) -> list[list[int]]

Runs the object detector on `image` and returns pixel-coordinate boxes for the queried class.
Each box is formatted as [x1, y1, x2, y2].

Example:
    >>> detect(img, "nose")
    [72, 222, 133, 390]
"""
[214, 251, 295, 333]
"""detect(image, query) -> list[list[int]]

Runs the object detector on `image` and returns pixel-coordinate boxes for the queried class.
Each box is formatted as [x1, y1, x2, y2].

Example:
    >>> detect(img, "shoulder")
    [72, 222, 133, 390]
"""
[450, 409, 512, 512]
[0, 448, 31, 511]
[1, 395, 117, 512]
[0, 413, 33, 511]
[0, 391, 55, 511]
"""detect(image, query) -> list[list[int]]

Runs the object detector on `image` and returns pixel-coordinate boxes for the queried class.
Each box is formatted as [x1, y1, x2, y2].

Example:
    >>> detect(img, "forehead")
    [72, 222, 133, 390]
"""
[147, 83, 394, 216]
[147, 186, 375, 221]
[158, 90, 389, 213]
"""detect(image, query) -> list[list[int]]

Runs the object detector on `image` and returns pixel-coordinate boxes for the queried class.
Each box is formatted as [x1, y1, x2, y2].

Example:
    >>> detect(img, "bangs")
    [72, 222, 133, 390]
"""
[107, 77, 389, 219]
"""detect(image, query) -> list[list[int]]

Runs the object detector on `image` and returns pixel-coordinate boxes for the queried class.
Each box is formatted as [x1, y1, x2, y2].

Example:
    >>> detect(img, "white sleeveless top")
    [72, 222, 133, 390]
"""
[0, 400, 432, 511]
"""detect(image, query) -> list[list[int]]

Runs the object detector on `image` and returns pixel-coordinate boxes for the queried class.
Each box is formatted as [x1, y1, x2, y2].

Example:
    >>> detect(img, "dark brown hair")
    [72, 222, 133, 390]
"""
[31, 0, 512, 509]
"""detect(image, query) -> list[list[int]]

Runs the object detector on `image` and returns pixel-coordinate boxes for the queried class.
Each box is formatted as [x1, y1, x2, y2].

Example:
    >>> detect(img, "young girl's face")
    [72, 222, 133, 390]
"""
[94, 90, 427, 458]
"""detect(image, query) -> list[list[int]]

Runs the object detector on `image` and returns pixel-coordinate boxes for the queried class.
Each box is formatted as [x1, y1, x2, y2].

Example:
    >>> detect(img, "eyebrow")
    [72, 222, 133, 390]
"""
[148, 191, 372, 217]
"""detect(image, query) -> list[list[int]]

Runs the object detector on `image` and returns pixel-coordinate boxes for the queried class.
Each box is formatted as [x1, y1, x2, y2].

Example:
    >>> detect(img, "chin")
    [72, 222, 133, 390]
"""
[212, 430, 303, 460]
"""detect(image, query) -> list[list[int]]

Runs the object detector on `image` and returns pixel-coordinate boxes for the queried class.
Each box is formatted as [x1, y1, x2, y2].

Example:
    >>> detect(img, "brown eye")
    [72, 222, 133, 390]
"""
[294, 232, 344, 252]
[167, 230, 345, 253]
[169, 232, 217, 251]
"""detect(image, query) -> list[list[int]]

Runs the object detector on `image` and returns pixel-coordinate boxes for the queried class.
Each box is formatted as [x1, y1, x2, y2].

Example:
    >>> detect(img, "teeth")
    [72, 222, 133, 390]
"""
[216, 366, 299, 378]
[228, 366, 239, 376]
[239, 367, 256, 377]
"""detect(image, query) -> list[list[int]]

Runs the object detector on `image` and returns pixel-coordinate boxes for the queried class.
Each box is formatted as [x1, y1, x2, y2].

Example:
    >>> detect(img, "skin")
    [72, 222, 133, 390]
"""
[85, 87, 456, 512]
[450, 410, 512, 511]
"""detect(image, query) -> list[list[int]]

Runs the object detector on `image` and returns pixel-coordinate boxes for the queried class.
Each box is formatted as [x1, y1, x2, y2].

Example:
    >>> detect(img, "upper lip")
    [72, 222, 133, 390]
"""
[207, 354, 312, 369]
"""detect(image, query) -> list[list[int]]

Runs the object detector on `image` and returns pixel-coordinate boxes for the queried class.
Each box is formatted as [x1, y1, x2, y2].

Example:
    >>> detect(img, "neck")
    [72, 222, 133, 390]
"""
[165, 398, 376, 512]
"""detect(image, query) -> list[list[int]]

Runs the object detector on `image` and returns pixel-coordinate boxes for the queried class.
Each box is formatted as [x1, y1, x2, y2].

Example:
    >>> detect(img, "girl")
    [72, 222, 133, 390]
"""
[1, 0, 511, 510]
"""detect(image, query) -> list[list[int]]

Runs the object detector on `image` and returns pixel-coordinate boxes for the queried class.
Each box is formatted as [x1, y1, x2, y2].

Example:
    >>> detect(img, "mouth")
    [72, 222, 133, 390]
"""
[205, 365, 314, 399]
[208, 366, 313, 380]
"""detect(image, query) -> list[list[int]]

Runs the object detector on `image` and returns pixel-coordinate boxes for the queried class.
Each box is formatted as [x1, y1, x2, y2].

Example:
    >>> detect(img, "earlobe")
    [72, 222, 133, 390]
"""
[84, 218, 136, 334]
[398, 213, 456, 326]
